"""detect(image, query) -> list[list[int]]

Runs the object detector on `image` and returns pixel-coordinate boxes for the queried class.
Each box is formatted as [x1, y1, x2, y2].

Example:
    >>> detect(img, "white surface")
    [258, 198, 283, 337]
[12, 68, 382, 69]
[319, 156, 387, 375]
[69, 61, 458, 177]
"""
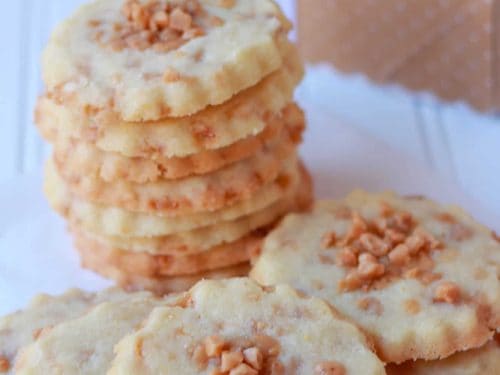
[1, 72, 499, 315]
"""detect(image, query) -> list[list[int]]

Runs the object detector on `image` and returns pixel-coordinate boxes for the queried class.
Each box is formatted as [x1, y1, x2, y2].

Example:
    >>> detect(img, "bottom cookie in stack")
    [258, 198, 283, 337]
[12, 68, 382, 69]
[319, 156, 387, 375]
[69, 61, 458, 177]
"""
[45, 158, 313, 294]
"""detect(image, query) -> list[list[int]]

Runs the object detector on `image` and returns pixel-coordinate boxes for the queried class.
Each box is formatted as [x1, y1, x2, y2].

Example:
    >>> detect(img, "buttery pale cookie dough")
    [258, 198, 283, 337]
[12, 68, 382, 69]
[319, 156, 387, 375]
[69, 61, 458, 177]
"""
[42, 0, 292, 120]
[386, 335, 500, 375]
[73, 228, 262, 277]
[50, 104, 304, 183]
[14, 292, 162, 374]
[78, 187, 302, 255]
[108, 278, 386, 374]
[251, 191, 500, 364]
[71, 172, 312, 278]
[0, 288, 129, 375]
[44, 156, 303, 237]
[53, 144, 297, 214]
[36, 46, 302, 159]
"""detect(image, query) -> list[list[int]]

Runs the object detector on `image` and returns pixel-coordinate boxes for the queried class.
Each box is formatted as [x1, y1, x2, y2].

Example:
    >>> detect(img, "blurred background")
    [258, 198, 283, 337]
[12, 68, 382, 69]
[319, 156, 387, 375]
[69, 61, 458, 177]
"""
[1, 0, 499, 214]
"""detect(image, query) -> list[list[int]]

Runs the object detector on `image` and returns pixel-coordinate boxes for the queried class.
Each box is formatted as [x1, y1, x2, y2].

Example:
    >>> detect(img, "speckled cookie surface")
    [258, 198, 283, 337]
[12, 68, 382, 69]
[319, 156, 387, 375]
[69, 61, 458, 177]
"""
[49, 104, 304, 183]
[42, 0, 291, 120]
[74, 228, 262, 277]
[109, 278, 385, 374]
[80, 186, 304, 255]
[14, 291, 161, 374]
[37, 48, 302, 158]
[251, 191, 500, 364]
[0, 288, 128, 375]
[45, 156, 303, 237]
[52, 144, 297, 214]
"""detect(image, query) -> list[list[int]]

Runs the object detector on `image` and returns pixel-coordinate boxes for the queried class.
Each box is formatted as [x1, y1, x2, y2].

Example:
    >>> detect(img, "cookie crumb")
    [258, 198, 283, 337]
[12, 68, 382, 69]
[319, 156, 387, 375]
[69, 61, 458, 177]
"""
[95, 0, 224, 53]
[192, 344, 208, 369]
[359, 233, 389, 256]
[221, 350, 244, 372]
[434, 282, 461, 304]
[198, 335, 281, 374]
[336, 204, 443, 292]
[205, 335, 227, 357]
[404, 299, 421, 315]
[336, 248, 357, 267]
[254, 334, 280, 357]
[243, 347, 263, 370]
[170, 7, 193, 31]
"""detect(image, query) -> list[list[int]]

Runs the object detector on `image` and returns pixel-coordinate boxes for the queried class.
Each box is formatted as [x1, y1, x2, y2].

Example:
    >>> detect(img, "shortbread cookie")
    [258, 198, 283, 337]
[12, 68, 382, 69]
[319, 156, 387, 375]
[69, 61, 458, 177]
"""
[93, 262, 251, 295]
[74, 229, 263, 277]
[51, 105, 304, 183]
[45, 157, 304, 237]
[79, 189, 302, 255]
[42, 0, 292, 120]
[251, 191, 500, 363]
[387, 335, 500, 374]
[90, 174, 312, 254]
[51, 121, 282, 184]
[0, 288, 128, 375]
[53, 144, 297, 214]
[14, 292, 161, 375]
[37, 46, 302, 158]
[109, 278, 385, 375]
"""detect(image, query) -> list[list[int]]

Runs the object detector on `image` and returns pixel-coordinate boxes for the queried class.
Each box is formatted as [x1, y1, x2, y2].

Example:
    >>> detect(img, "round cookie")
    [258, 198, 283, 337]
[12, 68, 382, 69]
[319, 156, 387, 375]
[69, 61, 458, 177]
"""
[52, 144, 297, 215]
[50, 105, 303, 183]
[42, 0, 292, 121]
[37, 47, 302, 159]
[251, 191, 500, 364]
[108, 278, 385, 374]
[387, 335, 500, 375]
[14, 292, 162, 375]
[79, 189, 301, 256]
[72, 168, 312, 280]
[74, 228, 262, 277]
[44, 157, 304, 237]
[0, 288, 129, 375]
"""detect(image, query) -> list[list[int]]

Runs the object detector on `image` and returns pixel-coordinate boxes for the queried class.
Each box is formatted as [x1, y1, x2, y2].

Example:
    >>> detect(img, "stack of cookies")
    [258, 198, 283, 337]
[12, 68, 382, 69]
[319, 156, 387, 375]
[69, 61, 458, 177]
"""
[35, 0, 312, 293]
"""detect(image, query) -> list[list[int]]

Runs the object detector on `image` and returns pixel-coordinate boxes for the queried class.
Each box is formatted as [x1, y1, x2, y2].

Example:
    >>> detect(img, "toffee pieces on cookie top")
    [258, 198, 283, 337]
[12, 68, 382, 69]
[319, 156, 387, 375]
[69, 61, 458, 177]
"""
[191, 334, 346, 375]
[323, 202, 466, 305]
[108, 278, 385, 374]
[192, 334, 284, 374]
[251, 191, 500, 363]
[92, 0, 225, 53]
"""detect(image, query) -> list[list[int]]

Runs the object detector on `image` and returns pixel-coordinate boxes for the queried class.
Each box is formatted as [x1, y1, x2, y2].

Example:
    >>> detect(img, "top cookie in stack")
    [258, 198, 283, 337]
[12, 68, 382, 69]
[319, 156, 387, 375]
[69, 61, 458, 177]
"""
[35, 0, 312, 294]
